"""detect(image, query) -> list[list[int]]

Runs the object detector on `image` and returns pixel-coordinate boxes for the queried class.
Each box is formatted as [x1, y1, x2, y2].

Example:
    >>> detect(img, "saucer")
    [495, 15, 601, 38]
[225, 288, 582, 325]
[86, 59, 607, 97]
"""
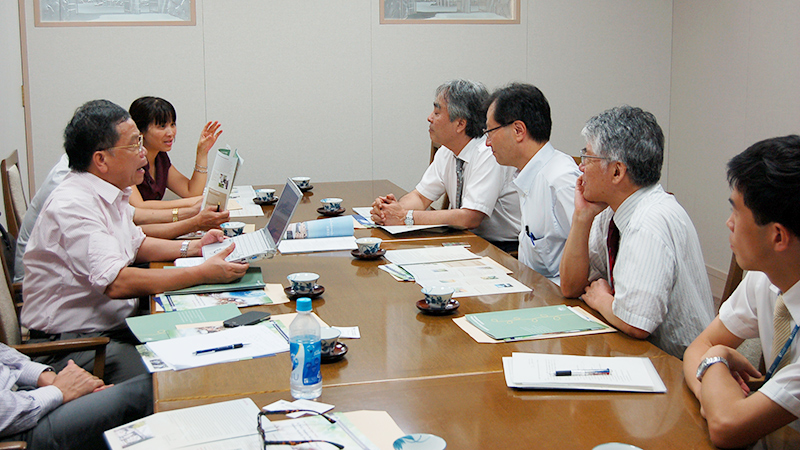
[253, 197, 278, 206]
[321, 341, 348, 363]
[299, 184, 314, 192]
[316, 207, 345, 217]
[393, 434, 447, 450]
[416, 299, 460, 315]
[351, 248, 386, 260]
[284, 285, 325, 300]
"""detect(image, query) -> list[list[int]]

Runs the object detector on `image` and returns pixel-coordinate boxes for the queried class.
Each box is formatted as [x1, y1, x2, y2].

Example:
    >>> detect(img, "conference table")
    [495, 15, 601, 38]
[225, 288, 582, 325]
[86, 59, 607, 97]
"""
[152, 180, 798, 449]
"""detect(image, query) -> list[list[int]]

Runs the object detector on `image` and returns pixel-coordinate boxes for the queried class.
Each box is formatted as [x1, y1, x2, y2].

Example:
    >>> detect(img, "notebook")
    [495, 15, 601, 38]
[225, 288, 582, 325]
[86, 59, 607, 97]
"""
[201, 179, 302, 263]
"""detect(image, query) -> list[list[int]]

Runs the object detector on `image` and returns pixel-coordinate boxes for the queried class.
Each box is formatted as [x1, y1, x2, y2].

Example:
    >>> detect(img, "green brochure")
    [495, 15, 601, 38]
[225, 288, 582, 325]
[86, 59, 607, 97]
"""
[163, 267, 265, 296]
[126, 303, 240, 343]
[465, 305, 607, 341]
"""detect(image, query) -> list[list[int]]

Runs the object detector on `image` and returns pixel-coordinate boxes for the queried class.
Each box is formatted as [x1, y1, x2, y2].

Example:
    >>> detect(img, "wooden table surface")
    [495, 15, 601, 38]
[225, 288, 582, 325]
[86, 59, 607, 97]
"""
[151, 180, 798, 449]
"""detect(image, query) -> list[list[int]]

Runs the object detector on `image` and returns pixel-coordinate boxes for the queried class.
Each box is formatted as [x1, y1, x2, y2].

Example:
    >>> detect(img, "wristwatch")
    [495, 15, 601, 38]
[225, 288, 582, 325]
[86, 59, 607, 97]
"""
[172, 208, 179, 222]
[180, 240, 190, 258]
[696, 356, 729, 381]
[405, 210, 414, 226]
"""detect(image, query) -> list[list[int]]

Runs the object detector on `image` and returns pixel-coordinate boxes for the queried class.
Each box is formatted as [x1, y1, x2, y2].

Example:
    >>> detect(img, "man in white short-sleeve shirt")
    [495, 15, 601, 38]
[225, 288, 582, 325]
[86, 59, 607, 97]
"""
[484, 83, 580, 280]
[684, 135, 800, 448]
[371, 79, 520, 252]
[559, 106, 714, 359]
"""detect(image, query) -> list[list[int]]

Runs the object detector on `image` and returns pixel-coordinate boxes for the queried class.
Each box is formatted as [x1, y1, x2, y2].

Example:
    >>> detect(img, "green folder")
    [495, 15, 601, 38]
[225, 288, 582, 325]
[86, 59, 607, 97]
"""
[163, 267, 265, 296]
[126, 303, 241, 343]
[465, 305, 607, 341]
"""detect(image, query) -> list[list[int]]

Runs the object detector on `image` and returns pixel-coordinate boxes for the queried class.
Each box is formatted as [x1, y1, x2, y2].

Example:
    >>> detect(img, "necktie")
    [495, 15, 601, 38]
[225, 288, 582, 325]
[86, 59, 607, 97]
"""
[455, 158, 465, 209]
[607, 218, 620, 289]
[771, 294, 793, 372]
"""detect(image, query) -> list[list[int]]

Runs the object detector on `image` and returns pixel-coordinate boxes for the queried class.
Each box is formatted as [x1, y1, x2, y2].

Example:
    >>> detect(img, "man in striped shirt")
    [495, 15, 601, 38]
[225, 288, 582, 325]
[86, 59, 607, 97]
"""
[560, 106, 714, 359]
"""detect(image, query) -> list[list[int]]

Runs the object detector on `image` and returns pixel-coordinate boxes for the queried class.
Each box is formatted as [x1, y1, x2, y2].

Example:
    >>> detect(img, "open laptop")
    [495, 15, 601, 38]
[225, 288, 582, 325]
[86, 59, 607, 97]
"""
[201, 179, 303, 263]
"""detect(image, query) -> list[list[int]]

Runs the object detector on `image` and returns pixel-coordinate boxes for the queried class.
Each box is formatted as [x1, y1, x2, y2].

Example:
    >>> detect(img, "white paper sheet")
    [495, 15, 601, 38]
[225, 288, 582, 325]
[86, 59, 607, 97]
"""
[145, 324, 289, 370]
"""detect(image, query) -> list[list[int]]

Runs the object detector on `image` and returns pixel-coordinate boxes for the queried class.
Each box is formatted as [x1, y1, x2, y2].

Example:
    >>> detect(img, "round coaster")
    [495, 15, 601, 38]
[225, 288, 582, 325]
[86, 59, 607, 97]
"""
[321, 342, 348, 363]
[253, 197, 278, 206]
[350, 248, 386, 260]
[284, 285, 325, 300]
[416, 299, 459, 315]
[316, 207, 345, 217]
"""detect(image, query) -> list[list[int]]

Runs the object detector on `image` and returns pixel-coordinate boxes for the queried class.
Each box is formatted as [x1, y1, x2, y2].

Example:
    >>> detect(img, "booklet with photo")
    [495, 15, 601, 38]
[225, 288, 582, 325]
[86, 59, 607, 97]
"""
[201, 146, 243, 212]
[283, 215, 354, 239]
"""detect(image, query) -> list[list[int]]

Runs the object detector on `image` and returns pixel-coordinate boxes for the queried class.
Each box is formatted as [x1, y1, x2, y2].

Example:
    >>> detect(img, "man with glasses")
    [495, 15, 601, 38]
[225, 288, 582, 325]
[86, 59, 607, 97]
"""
[683, 136, 800, 448]
[484, 83, 580, 280]
[370, 79, 521, 252]
[559, 106, 713, 358]
[20, 100, 249, 384]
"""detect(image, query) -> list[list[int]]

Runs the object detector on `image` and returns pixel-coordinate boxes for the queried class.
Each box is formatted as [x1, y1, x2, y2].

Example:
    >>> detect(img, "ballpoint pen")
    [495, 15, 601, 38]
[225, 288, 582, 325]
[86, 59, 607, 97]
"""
[555, 368, 611, 376]
[193, 343, 249, 355]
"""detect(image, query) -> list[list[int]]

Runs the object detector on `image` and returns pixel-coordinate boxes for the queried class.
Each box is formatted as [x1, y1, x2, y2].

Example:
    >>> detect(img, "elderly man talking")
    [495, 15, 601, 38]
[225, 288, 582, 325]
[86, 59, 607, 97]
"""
[20, 100, 248, 384]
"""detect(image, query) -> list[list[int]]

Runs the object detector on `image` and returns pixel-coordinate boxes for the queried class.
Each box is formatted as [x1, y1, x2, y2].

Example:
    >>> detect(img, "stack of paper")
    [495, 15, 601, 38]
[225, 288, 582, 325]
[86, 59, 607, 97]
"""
[503, 352, 666, 392]
[466, 305, 608, 340]
[352, 207, 450, 234]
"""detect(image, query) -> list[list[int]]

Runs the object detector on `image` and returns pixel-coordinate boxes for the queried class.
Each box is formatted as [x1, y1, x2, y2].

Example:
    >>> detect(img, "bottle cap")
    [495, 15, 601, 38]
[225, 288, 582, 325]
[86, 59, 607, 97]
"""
[296, 298, 312, 312]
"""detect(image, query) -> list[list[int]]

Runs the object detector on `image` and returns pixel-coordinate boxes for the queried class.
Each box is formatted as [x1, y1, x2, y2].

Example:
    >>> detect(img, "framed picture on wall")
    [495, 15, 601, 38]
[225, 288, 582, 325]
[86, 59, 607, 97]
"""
[380, 0, 519, 24]
[34, 0, 196, 27]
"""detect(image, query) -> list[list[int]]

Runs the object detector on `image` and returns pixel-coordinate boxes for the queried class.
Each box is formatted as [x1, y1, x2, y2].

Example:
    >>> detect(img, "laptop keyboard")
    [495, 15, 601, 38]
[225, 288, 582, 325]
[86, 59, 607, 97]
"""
[228, 231, 269, 260]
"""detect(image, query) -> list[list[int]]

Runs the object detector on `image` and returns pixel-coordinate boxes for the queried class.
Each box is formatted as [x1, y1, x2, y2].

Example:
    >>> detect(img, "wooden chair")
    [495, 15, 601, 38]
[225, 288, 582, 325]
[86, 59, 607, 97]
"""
[720, 253, 744, 307]
[0, 266, 109, 378]
[1, 150, 28, 239]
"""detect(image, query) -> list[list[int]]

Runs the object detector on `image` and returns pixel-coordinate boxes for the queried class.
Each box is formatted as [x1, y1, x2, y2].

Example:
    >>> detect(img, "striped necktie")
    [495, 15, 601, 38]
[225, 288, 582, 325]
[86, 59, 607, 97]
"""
[455, 158, 465, 209]
[607, 218, 620, 290]
[771, 294, 793, 373]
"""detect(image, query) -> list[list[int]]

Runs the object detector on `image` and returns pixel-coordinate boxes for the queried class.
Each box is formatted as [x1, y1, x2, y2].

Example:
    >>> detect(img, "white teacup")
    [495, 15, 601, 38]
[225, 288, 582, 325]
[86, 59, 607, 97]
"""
[256, 188, 275, 201]
[320, 327, 341, 356]
[287, 272, 320, 294]
[355, 237, 382, 255]
[220, 221, 246, 237]
[421, 286, 455, 310]
[321, 197, 343, 212]
[291, 176, 311, 189]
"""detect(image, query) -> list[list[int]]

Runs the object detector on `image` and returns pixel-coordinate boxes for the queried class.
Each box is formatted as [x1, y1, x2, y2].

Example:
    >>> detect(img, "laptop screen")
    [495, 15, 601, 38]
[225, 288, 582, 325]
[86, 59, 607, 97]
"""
[267, 179, 303, 244]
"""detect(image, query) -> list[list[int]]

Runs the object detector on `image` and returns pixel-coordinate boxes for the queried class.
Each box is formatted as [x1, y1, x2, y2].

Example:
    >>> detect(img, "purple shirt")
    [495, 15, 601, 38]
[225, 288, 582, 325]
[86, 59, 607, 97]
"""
[137, 151, 171, 201]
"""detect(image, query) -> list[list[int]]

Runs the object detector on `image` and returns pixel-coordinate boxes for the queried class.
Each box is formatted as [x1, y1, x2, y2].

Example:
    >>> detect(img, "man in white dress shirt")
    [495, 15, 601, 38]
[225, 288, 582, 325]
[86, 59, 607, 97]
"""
[559, 106, 714, 358]
[483, 83, 580, 279]
[21, 100, 248, 384]
[370, 79, 521, 252]
[684, 135, 800, 448]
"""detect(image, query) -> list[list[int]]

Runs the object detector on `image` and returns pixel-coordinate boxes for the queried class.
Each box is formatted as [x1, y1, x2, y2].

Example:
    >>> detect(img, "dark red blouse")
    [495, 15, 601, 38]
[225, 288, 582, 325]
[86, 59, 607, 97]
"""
[138, 151, 172, 201]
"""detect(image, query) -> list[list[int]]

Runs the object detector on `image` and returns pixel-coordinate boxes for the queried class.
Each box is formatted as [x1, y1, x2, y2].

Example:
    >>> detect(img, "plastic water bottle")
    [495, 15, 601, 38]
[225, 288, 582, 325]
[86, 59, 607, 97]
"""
[289, 297, 322, 399]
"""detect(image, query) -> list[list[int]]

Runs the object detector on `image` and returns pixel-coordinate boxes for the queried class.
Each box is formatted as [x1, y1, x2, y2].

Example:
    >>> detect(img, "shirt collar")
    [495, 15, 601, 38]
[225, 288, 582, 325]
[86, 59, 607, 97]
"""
[70, 171, 132, 206]
[612, 184, 663, 233]
[453, 136, 484, 165]
[513, 141, 555, 195]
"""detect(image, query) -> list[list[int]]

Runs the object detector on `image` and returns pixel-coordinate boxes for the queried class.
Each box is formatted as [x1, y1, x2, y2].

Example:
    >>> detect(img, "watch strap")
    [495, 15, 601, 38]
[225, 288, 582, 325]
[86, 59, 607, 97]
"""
[696, 356, 729, 381]
[180, 240, 190, 258]
[405, 210, 414, 226]
[172, 208, 179, 222]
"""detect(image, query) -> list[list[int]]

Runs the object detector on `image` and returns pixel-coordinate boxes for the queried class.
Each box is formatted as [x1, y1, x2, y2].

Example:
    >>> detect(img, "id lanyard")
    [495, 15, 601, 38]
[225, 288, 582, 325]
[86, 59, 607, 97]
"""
[765, 324, 800, 382]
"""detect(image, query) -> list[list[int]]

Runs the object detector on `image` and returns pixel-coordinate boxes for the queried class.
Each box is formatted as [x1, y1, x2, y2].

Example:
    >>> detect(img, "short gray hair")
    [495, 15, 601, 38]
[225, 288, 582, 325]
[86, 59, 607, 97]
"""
[435, 79, 489, 139]
[581, 105, 664, 187]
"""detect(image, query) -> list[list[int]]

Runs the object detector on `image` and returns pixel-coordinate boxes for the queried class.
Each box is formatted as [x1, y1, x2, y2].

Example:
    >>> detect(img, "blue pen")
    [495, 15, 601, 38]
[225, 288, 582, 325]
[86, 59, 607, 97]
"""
[193, 343, 249, 355]
[525, 226, 536, 246]
[555, 368, 611, 376]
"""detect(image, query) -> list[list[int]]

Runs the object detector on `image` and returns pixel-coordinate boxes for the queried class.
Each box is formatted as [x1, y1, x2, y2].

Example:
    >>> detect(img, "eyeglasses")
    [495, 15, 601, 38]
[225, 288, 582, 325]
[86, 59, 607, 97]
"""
[579, 147, 612, 164]
[482, 123, 510, 136]
[257, 410, 343, 449]
[107, 134, 144, 154]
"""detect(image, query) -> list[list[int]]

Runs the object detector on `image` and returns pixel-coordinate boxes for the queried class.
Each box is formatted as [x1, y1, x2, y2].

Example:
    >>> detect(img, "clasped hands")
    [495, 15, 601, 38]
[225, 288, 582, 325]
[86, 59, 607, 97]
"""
[371, 194, 407, 225]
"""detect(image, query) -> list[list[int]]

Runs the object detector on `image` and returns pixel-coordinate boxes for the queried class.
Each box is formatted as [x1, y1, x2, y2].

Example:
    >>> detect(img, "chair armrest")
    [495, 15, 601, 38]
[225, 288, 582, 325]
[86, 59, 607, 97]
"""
[12, 337, 110, 357]
[0, 441, 27, 449]
[12, 337, 110, 379]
